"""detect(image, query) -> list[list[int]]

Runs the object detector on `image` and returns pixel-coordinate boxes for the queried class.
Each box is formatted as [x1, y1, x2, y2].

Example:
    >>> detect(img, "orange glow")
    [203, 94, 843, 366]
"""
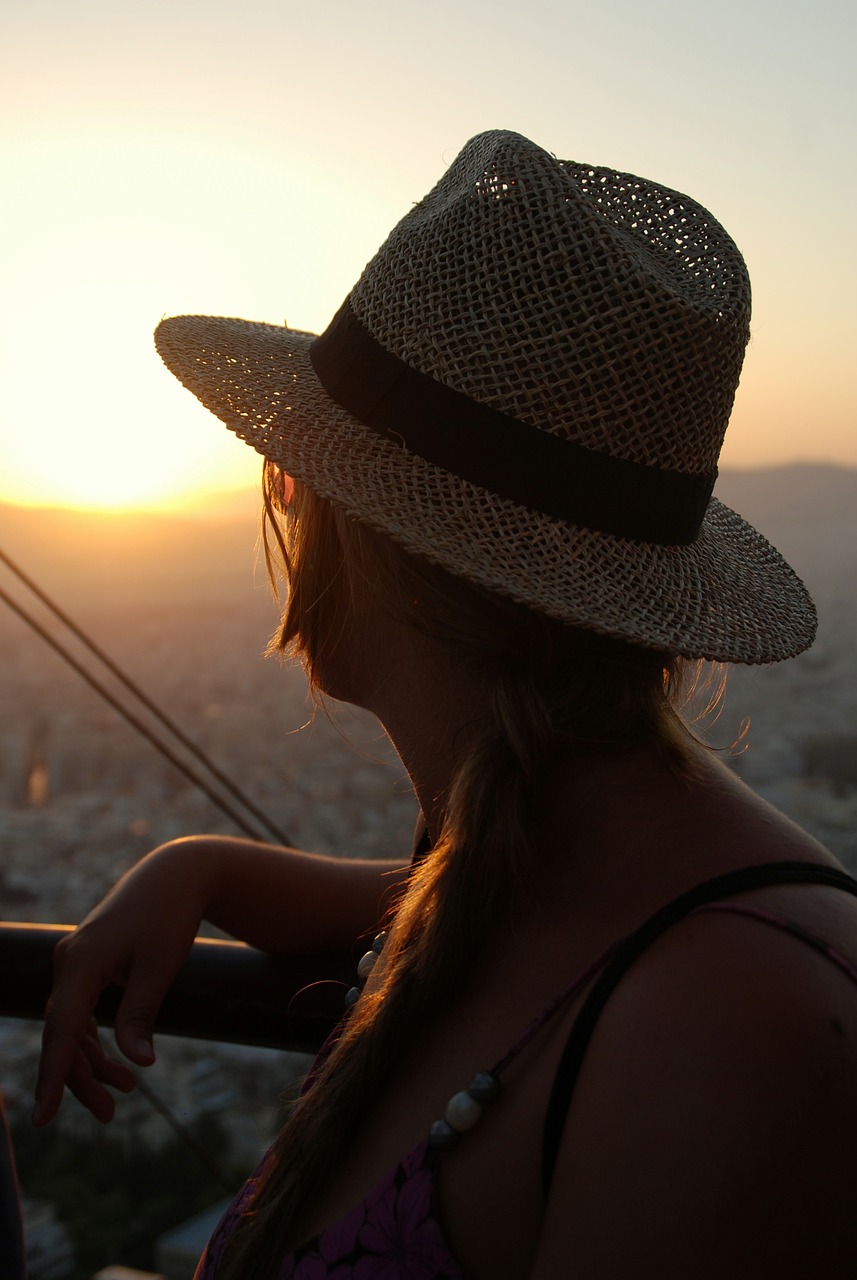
[0, 135, 389, 512]
[2, 0, 854, 511]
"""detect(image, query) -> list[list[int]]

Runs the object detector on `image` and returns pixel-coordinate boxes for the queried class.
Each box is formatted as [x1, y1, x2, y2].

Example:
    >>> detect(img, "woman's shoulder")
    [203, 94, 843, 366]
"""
[620, 860, 857, 1052]
[601, 844, 857, 1105]
[533, 860, 857, 1278]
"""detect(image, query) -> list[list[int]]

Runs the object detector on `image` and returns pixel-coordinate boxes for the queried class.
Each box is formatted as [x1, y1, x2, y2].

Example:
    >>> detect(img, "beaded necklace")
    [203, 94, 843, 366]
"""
[345, 928, 625, 1152]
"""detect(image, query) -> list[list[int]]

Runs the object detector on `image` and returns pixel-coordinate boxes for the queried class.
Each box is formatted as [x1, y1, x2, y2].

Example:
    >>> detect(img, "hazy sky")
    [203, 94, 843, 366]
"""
[2, 0, 854, 510]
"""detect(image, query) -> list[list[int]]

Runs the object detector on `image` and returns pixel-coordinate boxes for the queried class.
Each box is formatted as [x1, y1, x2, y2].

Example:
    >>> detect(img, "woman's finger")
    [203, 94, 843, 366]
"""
[34, 1002, 97, 1125]
[35, 1028, 138, 1127]
[33, 939, 120, 1124]
[80, 1022, 136, 1094]
[64, 1045, 120, 1125]
[111, 964, 181, 1065]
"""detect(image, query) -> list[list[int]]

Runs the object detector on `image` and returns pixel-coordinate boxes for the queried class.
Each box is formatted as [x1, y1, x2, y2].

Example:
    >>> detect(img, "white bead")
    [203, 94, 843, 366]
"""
[357, 950, 378, 979]
[444, 1090, 484, 1132]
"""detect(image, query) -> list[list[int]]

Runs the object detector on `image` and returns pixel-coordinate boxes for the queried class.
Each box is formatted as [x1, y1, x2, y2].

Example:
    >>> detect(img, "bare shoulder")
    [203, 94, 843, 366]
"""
[531, 881, 857, 1279]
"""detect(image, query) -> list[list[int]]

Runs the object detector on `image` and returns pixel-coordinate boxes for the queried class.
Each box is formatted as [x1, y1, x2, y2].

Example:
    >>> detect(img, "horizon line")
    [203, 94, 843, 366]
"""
[1, 458, 854, 521]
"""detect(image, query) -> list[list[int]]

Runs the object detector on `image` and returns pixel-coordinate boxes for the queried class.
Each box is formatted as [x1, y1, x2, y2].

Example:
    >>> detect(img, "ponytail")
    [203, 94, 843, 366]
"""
[218, 469, 700, 1275]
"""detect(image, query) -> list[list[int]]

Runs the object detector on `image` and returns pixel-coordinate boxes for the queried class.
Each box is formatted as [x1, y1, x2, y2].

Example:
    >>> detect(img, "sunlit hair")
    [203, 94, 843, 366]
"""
[220, 461, 716, 1276]
[260, 459, 706, 744]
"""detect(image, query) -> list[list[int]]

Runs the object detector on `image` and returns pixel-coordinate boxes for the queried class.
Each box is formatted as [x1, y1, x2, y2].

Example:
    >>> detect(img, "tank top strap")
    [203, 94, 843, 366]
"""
[540, 860, 857, 1196]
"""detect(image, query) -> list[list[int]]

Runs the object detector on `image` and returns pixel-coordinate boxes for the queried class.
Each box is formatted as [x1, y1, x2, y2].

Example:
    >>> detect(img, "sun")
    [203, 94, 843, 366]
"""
[0, 131, 394, 513]
[0, 259, 259, 513]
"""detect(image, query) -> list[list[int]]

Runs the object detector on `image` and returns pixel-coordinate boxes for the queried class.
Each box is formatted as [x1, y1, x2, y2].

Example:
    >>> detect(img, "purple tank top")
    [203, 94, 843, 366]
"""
[195, 862, 857, 1279]
[198, 1136, 462, 1279]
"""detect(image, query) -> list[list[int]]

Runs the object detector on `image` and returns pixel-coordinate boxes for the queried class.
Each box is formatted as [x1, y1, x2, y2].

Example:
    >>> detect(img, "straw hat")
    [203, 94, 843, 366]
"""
[155, 129, 815, 664]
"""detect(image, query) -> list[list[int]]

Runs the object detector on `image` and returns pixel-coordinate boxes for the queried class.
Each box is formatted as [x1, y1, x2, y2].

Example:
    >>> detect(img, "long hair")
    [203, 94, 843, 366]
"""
[218, 462, 704, 1276]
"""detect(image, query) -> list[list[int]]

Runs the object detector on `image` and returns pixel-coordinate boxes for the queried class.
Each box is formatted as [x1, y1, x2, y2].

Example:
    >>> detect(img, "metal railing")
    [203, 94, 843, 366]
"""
[0, 922, 357, 1278]
[0, 922, 352, 1052]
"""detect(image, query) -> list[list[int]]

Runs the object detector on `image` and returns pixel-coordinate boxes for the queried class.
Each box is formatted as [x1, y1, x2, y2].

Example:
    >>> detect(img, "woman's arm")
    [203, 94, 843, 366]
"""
[34, 837, 409, 1127]
[180, 834, 408, 953]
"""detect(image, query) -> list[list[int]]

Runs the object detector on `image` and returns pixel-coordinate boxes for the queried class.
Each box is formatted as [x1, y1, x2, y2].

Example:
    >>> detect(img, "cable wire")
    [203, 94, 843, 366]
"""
[0, 580, 287, 844]
[0, 548, 293, 846]
[0, 550, 301, 1196]
[133, 1075, 238, 1195]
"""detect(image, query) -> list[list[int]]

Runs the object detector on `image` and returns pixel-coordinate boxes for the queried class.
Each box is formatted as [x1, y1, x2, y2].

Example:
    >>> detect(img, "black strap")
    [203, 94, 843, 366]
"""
[309, 299, 716, 545]
[541, 861, 857, 1195]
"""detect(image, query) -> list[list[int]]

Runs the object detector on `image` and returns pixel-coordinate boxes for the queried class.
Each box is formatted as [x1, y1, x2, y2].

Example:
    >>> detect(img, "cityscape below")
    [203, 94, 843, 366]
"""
[2, 463, 856, 1277]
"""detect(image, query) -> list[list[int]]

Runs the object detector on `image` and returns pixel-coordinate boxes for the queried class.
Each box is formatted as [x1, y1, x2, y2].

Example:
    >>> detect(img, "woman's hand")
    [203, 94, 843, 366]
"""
[33, 836, 408, 1126]
[33, 839, 212, 1127]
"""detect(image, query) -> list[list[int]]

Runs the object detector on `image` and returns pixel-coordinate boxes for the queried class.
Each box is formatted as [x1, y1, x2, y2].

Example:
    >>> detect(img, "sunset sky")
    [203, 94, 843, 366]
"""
[2, 0, 854, 513]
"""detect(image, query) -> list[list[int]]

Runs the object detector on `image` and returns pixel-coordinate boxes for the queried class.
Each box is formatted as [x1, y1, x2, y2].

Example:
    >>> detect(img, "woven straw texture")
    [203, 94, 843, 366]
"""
[155, 131, 816, 664]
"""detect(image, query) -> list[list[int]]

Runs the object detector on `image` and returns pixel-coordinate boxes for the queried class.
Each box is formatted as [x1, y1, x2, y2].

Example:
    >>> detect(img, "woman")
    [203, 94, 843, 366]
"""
[35, 131, 857, 1277]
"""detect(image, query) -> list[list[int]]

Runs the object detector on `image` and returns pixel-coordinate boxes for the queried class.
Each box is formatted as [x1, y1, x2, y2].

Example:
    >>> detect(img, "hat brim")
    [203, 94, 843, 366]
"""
[155, 314, 816, 665]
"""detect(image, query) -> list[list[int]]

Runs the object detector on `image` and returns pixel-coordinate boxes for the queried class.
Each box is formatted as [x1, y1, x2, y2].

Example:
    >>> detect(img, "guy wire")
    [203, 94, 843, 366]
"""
[0, 553, 297, 1197]
[0, 554, 293, 846]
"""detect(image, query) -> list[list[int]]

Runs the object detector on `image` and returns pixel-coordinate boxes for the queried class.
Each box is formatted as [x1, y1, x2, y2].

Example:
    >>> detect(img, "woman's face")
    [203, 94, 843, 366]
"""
[306, 574, 409, 712]
[278, 479, 400, 711]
